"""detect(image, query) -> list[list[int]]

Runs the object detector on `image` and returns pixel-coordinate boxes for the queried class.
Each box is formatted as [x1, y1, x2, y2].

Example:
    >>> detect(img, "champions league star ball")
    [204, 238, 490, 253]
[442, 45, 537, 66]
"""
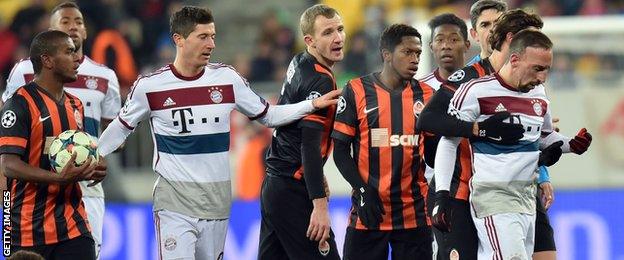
[48, 130, 99, 173]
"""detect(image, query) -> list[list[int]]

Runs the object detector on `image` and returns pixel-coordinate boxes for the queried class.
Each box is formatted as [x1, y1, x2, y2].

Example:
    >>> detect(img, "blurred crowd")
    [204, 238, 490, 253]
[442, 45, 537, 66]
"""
[1, 0, 623, 92]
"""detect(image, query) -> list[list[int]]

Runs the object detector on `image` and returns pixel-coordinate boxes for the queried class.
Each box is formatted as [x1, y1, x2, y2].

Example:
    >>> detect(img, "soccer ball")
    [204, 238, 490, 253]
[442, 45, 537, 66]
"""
[48, 130, 98, 173]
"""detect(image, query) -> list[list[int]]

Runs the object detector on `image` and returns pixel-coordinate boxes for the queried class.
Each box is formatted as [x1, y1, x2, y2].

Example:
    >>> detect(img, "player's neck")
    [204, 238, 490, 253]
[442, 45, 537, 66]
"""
[172, 58, 204, 78]
[497, 65, 519, 90]
[489, 50, 506, 71]
[33, 74, 65, 101]
[379, 68, 405, 90]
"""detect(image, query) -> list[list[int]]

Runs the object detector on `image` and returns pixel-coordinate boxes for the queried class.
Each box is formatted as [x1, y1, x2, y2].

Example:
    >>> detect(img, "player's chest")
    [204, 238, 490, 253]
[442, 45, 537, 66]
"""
[147, 85, 235, 134]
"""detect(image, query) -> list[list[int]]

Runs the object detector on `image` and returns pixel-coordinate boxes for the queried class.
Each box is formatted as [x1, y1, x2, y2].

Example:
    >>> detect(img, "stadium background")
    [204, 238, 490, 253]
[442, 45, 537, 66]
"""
[0, 0, 623, 259]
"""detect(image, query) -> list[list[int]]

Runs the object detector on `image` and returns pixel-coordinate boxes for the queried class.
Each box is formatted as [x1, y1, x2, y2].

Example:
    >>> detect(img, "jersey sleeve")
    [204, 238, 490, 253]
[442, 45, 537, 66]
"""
[3, 62, 29, 102]
[232, 71, 269, 119]
[297, 75, 334, 130]
[445, 66, 481, 91]
[331, 83, 357, 142]
[0, 95, 30, 156]
[101, 71, 122, 119]
[117, 78, 151, 130]
[448, 82, 479, 122]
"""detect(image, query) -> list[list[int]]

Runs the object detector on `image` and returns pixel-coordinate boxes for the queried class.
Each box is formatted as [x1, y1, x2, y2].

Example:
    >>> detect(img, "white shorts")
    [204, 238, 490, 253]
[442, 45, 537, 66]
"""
[83, 196, 105, 258]
[472, 212, 535, 260]
[154, 209, 228, 260]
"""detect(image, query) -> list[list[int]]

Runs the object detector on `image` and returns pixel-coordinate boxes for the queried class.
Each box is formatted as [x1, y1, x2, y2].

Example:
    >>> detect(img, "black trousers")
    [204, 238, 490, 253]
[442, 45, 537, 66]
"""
[12, 235, 95, 260]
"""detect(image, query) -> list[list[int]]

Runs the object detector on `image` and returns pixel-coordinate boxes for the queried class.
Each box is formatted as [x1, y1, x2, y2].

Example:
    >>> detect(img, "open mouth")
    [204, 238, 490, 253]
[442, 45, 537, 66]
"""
[201, 52, 211, 59]
[331, 47, 343, 53]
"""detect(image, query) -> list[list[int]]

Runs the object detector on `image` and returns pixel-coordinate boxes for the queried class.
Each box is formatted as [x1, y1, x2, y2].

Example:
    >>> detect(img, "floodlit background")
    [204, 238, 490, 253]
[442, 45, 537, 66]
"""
[0, 0, 623, 259]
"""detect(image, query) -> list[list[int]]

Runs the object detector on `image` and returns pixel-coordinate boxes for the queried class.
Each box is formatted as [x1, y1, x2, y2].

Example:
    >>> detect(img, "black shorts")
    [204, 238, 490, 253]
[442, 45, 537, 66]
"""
[430, 198, 478, 260]
[534, 191, 556, 252]
[259, 174, 340, 260]
[11, 235, 95, 260]
[343, 226, 432, 260]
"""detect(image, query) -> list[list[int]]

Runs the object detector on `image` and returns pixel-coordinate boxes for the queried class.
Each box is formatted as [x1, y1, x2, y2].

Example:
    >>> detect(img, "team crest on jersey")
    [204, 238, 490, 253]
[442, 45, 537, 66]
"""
[286, 60, 296, 84]
[1, 110, 16, 128]
[448, 70, 465, 82]
[164, 237, 177, 251]
[413, 100, 424, 117]
[336, 96, 346, 114]
[86, 77, 98, 90]
[209, 87, 224, 103]
[74, 109, 83, 130]
[532, 99, 543, 116]
[306, 91, 322, 100]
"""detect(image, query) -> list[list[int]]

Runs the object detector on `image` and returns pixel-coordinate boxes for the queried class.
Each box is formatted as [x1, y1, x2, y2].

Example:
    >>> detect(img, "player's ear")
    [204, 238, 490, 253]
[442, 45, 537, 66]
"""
[505, 32, 514, 44]
[464, 38, 471, 51]
[469, 28, 478, 42]
[41, 54, 53, 70]
[172, 33, 184, 47]
[381, 48, 392, 62]
[303, 34, 314, 48]
[509, 52, 521, 67]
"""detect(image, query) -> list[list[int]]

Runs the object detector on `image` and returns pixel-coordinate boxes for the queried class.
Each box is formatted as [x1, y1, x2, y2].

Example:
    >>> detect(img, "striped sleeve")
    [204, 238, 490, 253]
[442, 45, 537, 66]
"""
[118, 77, 151, 130]
[448, 80, 479, 122]
[0, 94, 30, 156]
[331, 83, 357, 141]
[298, 75, 335, 130]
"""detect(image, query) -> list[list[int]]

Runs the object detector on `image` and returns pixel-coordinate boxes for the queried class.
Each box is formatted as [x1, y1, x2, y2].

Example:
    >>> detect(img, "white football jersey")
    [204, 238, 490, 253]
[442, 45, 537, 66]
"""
[418, 68, 444, 91]
[448, 73, 552, 218]
[4, 56, 121, 198]
[119, 63, 268, 219]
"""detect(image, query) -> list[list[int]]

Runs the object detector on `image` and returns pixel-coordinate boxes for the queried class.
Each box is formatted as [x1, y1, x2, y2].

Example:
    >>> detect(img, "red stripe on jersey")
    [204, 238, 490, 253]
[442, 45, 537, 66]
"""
[0, 137, 27, 148]
[455, 139, 472, 200]
[349, 79, 369, 230]
[302, 114, 325, 125]
[334, 121, 356, 137]
[374, 86, 393, 230]
[478, 96, 547, 117]
[400, 85, 417, 229]
[43, 184, 59, 244]
[146, 85, 235, 110]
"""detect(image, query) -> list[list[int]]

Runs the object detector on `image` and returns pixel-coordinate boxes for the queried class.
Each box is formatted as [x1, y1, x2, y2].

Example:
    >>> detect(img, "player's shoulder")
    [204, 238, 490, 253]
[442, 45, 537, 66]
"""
[294, 52, 333, 82]
[64, 91, 83, 105]
[137, 64, 173, 83]
[81, 56, 117, 77]
[418, 71, 436, 83]
[458, 74, 499, 95]
[10, 58, 34, 73]
[446, 65, 482, 84]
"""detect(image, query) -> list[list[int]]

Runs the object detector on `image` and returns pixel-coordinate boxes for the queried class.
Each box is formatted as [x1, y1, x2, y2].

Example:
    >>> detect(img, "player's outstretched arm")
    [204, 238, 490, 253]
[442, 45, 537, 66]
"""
[1, 153, 95, 184]
[97, 118, 133, 157]
[417, 87, 475, 137]
[256, 90, 341, 127]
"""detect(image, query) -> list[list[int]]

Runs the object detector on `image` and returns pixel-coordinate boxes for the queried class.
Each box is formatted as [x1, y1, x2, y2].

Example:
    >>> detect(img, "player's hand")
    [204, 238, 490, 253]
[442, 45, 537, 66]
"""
[307, 198, 331, 242]
[540, 182, 554, 210]
[431, 190, 453, 232]
[476, 112, 525, 144]
[60, 153, 96, 184]
[88, 156, 107, 187]
[538, 141, 564, 167]
[569, 128, 592, 155]
[311, 90, 341, 109]
[354, 186, 385, 228]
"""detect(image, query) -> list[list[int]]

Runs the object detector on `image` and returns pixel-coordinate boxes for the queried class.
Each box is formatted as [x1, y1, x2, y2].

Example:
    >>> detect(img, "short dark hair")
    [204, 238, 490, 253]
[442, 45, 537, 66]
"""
[470, 0, 507, 29]
[6, 250, 45, 260]
[30, 30, 72, 74]
[170, 6, 214, 38]
[508, 29, 553, 59]
[379, 24, 421, 53]
[51, 1, 80, 15]
[428, 13, 468, 41]
[300, 4, 339, 36]
[488, 9, 544, 52]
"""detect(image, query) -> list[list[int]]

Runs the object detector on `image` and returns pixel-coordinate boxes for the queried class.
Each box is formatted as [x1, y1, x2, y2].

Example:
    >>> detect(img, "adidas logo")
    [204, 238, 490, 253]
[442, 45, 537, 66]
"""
[495, 103, 507, 112]
[163, 97, 176, 107]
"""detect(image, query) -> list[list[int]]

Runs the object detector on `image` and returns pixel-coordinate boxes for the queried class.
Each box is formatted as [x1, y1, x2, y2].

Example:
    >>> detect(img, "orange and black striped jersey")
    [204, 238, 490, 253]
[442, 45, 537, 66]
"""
[265, 52, 336, 181]
[332, 73, 435, 230]
[424, 57, 496, 201]
[0, 82, 91, 247]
